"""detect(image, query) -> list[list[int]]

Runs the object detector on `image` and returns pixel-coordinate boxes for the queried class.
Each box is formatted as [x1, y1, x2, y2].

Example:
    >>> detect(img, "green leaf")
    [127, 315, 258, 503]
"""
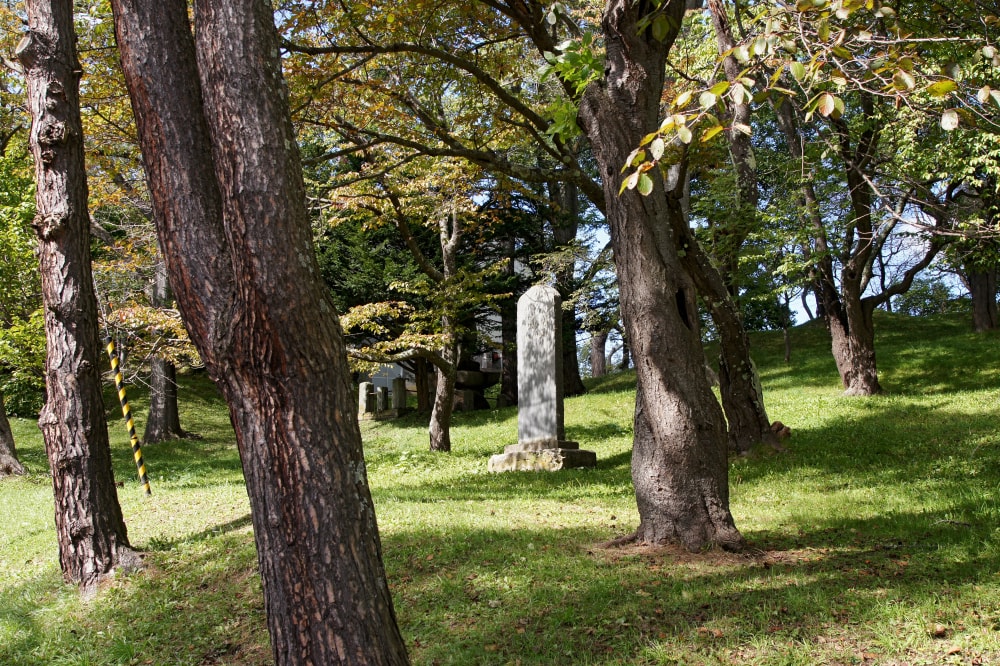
[652, 14, 671, 42]
[637, 173, 653, 196]
[790, 61, 806, 81]
[709, 81, 730, 96]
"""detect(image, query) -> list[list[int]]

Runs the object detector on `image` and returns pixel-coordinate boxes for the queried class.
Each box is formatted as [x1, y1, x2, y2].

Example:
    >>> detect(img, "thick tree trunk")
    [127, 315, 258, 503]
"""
[968, 268, 998, 332]
[18, 0, 135, 588]
[0, 390, 26, 476]
[143, 260, 186, 443]
[829, 299, 881, 395]
[429, 347, 457, 452]
[577, 0, 743, 552]
[590, 329, 608, 378]
[111, 1, 409, 663]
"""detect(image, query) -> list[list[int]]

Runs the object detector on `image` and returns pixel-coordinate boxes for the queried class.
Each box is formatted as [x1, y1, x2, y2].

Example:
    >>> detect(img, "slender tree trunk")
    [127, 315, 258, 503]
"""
[500, 290, 518, 406]
[415, 357, 431, 412]
[552, 182, 587, 396]
[618, 335, 630, 370]
[143, 260, 185, 443]
[429, 341, 457, 452]
[111, 0, 409, 663]
[577, 0, 743, 551]
[968, 267, 998, 332]
[0, 390, 26, 476]
[590, 329, 608, 378]
[18, 0, 135, 588]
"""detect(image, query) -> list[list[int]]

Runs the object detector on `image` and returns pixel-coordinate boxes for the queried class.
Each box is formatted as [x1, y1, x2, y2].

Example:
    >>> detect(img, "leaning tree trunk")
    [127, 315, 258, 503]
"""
[576, 0, 743, 552]
[18, 0, 135, 588]
[968, 267, 998, 332]
[111, 0, 409, 663]
[143, 259, 186, 443]
[0, 390, 26, 477]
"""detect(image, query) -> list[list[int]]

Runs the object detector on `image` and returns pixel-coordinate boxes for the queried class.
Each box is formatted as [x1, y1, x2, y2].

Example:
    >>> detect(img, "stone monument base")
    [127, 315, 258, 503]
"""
[488, 441, 597, 472]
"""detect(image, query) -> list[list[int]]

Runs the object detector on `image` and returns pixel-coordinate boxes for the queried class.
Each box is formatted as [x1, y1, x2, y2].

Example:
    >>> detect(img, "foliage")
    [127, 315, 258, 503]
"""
[0, 309, 44, 416]
[2, 313, 1000, 664]
[893, 275, 966, 317]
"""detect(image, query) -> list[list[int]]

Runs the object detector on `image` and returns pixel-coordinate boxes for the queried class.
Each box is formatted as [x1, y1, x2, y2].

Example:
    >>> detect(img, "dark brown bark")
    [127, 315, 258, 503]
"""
[111, 0, 408, 663]
[500, 292, 518, 405]
[18, 0, 135, 588]
[0, 390, 26, 477]
[576, 0, 743, 551]
[968, 268, 998, 332]
[143, 260, 186, 443]
[590, 329, 608, 378]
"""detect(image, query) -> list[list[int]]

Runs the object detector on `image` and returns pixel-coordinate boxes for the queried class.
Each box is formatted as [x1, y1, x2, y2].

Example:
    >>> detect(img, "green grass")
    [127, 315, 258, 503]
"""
[2, 310, 999, 665]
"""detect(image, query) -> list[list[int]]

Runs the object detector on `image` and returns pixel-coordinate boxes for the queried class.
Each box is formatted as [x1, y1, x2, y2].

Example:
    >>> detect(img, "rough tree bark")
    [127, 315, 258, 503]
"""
[110, 0, 409, 663]
[576, 0, 743, 551]
[143, 260, 186, 443]
[550, 181, 588, 396]
[0, 390, 26, 477]
[18, 0, 136, 588]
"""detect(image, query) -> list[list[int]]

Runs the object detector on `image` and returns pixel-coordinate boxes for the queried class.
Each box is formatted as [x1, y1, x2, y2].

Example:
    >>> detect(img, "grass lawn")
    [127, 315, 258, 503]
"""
[1, 311, 999, 665]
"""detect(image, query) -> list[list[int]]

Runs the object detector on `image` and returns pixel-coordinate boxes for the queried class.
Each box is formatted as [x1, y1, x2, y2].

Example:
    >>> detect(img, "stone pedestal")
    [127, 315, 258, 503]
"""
[488, 285, 596, 472]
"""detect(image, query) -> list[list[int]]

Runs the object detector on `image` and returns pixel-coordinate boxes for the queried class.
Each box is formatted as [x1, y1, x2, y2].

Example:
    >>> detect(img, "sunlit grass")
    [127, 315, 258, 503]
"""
[2, 311, 999, 664]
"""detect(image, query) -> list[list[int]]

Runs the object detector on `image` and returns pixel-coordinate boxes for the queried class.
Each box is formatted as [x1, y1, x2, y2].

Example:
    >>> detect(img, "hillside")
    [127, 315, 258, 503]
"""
[1, 312, 998, 665]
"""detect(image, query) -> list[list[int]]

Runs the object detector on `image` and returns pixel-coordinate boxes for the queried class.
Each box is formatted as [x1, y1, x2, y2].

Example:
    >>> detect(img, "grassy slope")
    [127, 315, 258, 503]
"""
[1, 311, 998, 665]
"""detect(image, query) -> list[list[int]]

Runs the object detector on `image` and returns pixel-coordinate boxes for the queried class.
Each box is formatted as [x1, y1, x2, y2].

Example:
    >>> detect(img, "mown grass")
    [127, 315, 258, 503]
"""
[2, 310, 999, 665]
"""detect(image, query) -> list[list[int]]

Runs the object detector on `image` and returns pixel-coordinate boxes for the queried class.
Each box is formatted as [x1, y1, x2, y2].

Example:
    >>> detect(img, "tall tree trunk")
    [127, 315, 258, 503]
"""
[18, 0, 135, 588]
[590, 329, 608, 378]
[576, 0, 743, 551]
[552, 181, 587, 396]
[0, 390, 26, 476]
[429, 341, 457, 452]
[143, 259, 186, 443]
[968, 267, 998, 332]
[111, 0, 409, 663]
[500, 290, 518, 405]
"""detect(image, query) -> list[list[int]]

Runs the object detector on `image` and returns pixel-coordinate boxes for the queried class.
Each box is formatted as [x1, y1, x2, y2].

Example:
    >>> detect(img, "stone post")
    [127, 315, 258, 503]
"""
[488, 285, 596, 472]
[391, 377, 407, 411]
[358, 382, 375, 419]
[375, 386, 388, 412]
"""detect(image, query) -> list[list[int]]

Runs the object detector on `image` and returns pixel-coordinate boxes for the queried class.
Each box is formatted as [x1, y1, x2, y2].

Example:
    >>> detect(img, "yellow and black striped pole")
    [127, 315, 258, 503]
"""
[105, 335, 152, 496]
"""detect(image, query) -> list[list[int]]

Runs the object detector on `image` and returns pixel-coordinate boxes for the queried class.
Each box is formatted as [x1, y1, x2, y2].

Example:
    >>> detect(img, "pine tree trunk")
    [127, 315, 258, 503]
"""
[590, 329, 608, 378]
[111, 0, 409, 662]
[577, 0, 743, 551]
[18, 0, 135, 588]
[0, 390, 26, 477]
[968, 268, 998, 332]
[143, 260, 186, 443]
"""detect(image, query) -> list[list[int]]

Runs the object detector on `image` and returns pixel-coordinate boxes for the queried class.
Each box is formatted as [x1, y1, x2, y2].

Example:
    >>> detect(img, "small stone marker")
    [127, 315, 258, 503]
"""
[358, 381, 375, 419]
[375, 386, 388, 412]
[488, 285, 596, 472]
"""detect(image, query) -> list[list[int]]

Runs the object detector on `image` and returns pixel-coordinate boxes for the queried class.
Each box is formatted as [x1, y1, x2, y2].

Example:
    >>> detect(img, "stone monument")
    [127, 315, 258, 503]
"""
[488, 285, 596, 472]
[358, 381, 375, 419]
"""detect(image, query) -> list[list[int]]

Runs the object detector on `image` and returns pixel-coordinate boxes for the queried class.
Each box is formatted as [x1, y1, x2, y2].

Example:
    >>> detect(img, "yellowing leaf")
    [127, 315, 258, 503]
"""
[650, 137, 665, 161]
[677, 125, 693, 144]
[701, 125, 725, 142]
[699, 91, 718, 109]
[926, 79, 958, 98]
[790, 61, 806, 81]
[817, 92, 837, 117]
[674, 90, 693, 108]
